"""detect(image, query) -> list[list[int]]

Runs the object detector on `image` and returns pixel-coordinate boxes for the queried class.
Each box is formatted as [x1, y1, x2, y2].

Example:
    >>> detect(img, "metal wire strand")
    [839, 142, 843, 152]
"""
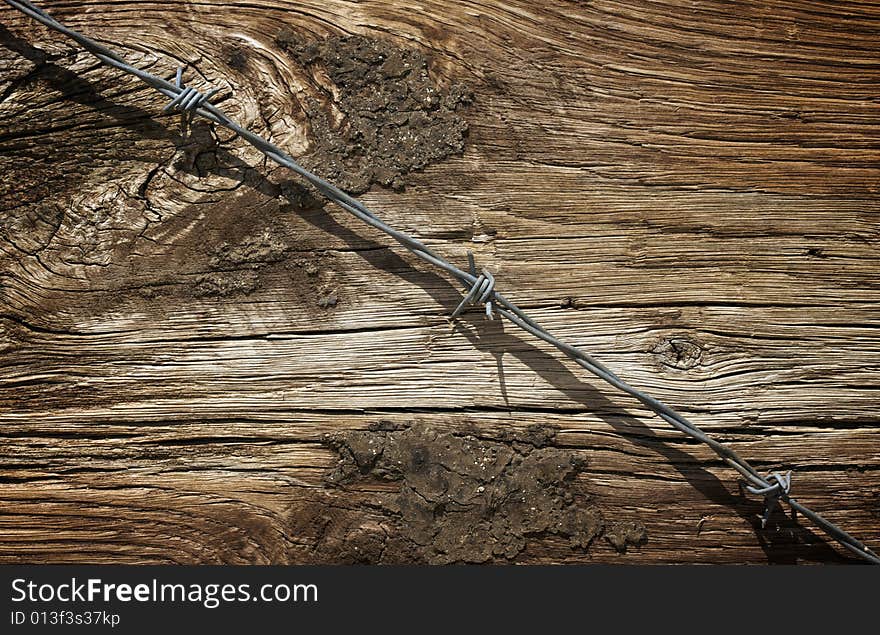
[5, 0, 878, 564]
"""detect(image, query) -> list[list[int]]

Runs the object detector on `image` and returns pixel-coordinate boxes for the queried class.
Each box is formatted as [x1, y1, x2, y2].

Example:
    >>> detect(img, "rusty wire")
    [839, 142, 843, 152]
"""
[4, 0, 878, 564]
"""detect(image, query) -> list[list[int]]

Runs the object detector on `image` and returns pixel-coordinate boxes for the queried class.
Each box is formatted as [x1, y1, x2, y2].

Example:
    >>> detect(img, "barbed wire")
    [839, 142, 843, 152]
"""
[4, 0, 878, 564]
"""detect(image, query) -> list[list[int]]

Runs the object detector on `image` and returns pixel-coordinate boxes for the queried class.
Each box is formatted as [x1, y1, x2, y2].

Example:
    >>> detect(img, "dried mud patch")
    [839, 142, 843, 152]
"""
[298, 422, 646, 563]
[192, 226, 291, 299]
[276, 33, 473, 194]
[191, 228, 341, 307]
[128, 185, 340, 310]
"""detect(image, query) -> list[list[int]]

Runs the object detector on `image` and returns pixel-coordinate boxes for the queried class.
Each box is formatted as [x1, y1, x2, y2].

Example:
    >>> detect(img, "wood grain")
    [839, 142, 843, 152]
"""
[1, 0, 878, 564]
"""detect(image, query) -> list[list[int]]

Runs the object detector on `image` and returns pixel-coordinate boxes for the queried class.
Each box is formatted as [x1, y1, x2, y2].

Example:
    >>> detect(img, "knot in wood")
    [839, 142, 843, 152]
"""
[653, 336, 703, 370]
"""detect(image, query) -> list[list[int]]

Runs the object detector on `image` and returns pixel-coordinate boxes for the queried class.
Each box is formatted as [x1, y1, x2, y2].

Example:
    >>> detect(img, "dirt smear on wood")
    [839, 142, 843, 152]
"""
[277, 33, 473, 194]
[134, 211, 341, 311]
[285, 423, 646, 564]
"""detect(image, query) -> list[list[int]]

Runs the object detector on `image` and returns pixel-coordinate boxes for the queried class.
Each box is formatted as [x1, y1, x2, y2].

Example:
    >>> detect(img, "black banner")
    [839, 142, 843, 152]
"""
[0, 565, 874, 632]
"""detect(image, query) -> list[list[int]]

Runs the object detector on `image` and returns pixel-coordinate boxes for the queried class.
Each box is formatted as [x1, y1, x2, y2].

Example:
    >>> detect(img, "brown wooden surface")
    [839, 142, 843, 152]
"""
[1, 0, 879, 564]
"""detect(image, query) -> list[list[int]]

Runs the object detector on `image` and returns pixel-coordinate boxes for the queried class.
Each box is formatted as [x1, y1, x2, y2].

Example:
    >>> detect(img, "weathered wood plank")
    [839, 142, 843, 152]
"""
[1, 0, 878, 563]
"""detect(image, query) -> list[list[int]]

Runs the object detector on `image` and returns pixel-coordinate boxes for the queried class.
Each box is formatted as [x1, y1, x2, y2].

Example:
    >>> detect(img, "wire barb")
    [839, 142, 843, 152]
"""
[163, 67, 221, 131]
[746, 471, 793, 529]
[452, 251, 495, 319]
[6, 0, 879, 565]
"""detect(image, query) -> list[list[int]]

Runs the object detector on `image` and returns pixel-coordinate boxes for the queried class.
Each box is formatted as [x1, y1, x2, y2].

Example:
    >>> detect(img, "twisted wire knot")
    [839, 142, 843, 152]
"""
[163, 67, 220, 117]
[746, 471, 792, 528]
[452, 251, 495, 319]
